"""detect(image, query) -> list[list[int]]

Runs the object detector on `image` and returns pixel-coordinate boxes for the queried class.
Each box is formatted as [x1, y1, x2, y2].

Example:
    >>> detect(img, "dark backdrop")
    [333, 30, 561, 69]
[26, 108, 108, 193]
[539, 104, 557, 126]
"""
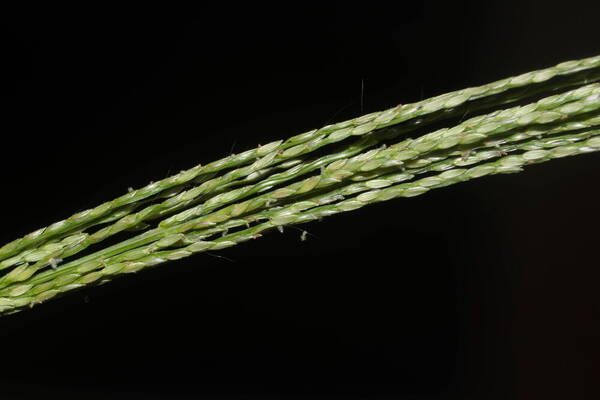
[1, 2, 600, 399]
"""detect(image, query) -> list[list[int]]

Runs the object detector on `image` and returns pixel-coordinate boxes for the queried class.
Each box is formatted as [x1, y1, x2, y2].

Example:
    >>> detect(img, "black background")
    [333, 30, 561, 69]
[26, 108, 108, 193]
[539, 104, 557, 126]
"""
[1, 2, 600, 399]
